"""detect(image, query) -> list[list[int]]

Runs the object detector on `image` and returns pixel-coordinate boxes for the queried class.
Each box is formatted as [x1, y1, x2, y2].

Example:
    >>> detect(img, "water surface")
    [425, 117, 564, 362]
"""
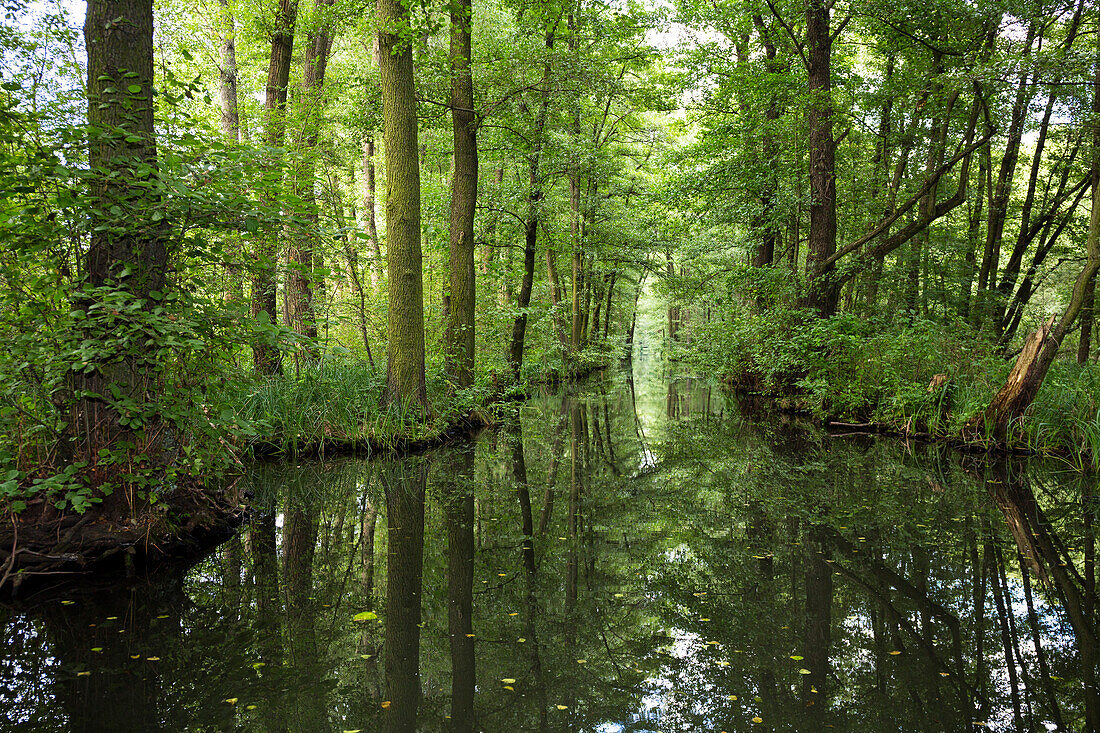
[2, 368, 1098, 731]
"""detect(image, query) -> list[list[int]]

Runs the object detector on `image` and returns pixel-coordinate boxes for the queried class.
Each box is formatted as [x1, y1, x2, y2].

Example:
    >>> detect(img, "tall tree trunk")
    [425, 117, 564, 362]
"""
[1080, 275, 1095, 364]
[361, 136, 384, 288]
[217, 0, 244, 304]
[251, 0, 298, 375]
[444, 0, 477, 389]
[71, 0, 165, 508]
[801, 0, 838, 316]
[378, 0, 427, 409]
[508, 24, 558, 379]
[286, 0, 335, 359]
[974, 24, 1037, 328]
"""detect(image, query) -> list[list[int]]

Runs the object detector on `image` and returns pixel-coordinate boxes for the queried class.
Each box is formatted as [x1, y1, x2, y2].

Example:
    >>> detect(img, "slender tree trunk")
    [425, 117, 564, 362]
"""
[977, 27, 1100, 440]
[444, 0, 477, 389]
[217, 0, 244, 304]
[1080, 275, 1095, 364]
[361, 136, 384, 289]
[286, 0, 335, 358]
[250, 0, 297, 375]
[508, 25, 557, 379]
[378, 0, 427, 409]
[801, 0, 838, 316]
[975, 25, 1037, 328]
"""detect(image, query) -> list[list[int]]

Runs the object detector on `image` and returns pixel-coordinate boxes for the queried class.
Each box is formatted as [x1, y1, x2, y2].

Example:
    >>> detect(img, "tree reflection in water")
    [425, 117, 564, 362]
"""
[0, 374, 1098, 731]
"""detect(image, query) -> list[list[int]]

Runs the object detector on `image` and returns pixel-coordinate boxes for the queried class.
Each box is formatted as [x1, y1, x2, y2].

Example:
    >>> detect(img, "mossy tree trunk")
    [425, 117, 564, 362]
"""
[444, 0, 477, 389]
[378, 0, 428, 409]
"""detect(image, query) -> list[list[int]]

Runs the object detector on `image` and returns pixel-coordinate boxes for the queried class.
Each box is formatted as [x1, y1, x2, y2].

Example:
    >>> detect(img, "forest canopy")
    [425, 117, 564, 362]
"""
[0, 0, 1099, 534]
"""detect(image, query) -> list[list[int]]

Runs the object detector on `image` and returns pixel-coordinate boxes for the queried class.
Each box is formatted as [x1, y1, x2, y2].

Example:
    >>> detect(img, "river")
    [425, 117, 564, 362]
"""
[2, 363, 1098, 731]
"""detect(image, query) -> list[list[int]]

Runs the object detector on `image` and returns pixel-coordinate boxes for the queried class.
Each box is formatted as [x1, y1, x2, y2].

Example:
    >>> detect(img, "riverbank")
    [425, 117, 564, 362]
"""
[0, 355, 613, 594]
[700, 314, 1100, 470]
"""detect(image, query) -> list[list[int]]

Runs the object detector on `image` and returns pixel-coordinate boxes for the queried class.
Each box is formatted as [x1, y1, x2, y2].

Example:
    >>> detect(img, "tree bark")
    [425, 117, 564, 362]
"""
[69, 0, 166, 509]
[361, 136, 384, 288]
[444, 0, 477, 389]
[251, 0, 298, 375]
[801, 0, 838, 316]
[286, 0, 335, 359]
[378, 0, 427, 409]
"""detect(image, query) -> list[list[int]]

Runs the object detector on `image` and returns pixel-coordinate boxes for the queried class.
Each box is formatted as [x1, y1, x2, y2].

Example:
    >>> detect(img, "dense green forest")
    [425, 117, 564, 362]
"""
[1, 0, 1099, 559]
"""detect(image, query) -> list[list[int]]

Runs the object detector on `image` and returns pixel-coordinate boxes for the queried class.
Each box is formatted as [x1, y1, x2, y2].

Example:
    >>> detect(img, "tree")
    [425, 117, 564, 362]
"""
[378, 0, 428, 409]
[444, 0, 478, 389]
[67, 0, 165, 514]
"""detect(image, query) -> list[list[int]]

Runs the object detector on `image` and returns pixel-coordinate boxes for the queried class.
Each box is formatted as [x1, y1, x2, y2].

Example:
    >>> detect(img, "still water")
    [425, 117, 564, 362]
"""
[2, 367, 1099, 732]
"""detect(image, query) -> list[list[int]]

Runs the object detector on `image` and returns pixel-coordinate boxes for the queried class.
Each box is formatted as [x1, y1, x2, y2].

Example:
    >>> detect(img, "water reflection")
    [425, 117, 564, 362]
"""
[0, 373, 1099, 731]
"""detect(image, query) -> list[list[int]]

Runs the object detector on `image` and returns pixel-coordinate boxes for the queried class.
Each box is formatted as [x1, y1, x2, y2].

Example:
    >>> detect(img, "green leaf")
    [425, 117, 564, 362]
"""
[352, 611, 377, 622]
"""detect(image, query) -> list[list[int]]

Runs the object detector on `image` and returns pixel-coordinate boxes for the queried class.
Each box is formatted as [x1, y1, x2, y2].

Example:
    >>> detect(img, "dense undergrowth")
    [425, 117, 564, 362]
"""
[683, 308, 1100, 470]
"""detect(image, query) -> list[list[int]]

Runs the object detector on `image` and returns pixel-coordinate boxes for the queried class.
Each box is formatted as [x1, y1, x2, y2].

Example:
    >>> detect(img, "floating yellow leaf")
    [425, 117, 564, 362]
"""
[556, 705, 568, 710]
[508, 612, 518, 616]
[465, 633, 476, 638]
[517, 638, 526, 643]
[576, 659, 587, 664]
[498, 573, 507, 577]
[246, 705, 258, 710]
[728, 695, 737, 701]
[693, 592, 707, 597]
[939, 672, 950, 677]
[502, 678, 517, 684]
[614, 593, 624, 598]
[157, 614, 169, 619]
[700, 617, 710, 622]
[717, 660, 729, 667]
[106, 616, 118, 620]
[146, 657, 160, 661]
[61, 600, 75, 605]
[77, 671, 91, 677]
[130, 654, 140, 659]
[752, 717, 763, 723]
[558, 537, 567, 540]
[91, 647, 103, 653]
[224, 698, 238, 705]
[352, 611, 377, 622]
[360, 654, 372, 660]
[889, 650, 902, 655]
[810, 685, 818, 693]
[380, 701, 391, 709]
[790, 655, 804, 661]
[252, 662, 266, 669]
[799, 668, 811, 675]
[503, 686, 514, 691]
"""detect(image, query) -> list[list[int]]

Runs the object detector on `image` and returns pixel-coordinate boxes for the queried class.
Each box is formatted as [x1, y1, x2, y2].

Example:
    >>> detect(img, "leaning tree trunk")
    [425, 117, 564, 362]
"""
[975, 35, 1100, 441]
[378, 0, 427, 409]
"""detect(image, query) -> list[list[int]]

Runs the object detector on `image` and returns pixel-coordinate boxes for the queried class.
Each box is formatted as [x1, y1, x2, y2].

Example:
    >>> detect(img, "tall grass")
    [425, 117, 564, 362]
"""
[215, 357, 496, 454]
